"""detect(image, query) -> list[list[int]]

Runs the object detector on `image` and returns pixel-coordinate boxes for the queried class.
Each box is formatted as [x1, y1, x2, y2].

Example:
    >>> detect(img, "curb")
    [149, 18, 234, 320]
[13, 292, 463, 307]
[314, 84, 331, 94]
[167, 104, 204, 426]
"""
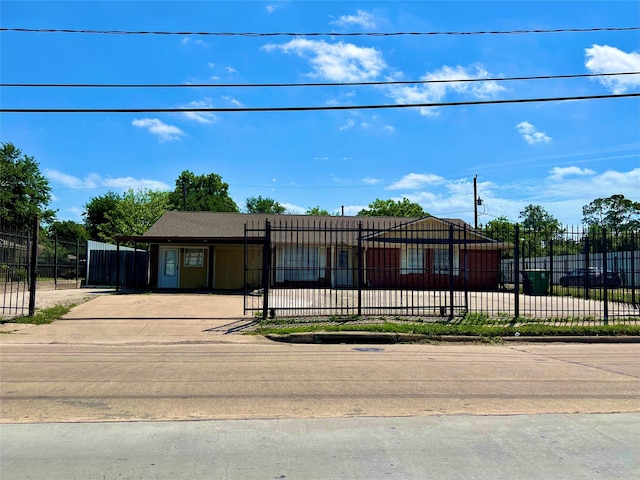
[265, 332, 640, 344]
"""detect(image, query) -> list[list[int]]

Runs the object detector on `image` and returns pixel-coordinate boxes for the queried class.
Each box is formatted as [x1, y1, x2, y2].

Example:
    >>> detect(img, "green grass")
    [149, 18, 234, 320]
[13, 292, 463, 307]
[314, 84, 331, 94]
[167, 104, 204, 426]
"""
[0, 304, 76, 325]
[252, 318, 640, 338]
[551, 286, 638, 303]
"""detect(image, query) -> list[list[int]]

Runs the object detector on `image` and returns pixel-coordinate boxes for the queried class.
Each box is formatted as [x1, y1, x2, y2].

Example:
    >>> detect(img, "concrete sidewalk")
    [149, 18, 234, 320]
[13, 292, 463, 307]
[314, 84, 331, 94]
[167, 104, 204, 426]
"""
[0, 292, 270, 345]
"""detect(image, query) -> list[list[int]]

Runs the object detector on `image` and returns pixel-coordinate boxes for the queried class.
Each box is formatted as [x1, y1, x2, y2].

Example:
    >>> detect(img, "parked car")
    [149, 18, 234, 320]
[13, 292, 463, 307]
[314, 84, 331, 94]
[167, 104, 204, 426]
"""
[559, 268, 621, 288]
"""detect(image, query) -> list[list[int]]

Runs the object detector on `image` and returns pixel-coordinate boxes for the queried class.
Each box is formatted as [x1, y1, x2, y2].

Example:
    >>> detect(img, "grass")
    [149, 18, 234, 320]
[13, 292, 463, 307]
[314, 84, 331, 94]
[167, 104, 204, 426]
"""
[251, 315, 640, 338]
[0, 303, 76, 325]
[551, 286, 638, 303]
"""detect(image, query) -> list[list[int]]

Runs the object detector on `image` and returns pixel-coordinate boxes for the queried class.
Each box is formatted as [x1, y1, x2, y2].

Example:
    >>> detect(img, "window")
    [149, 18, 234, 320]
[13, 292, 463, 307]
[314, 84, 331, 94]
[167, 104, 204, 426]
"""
[433, 248, 459, 275]
[276, 246, 325, 282]
[184, 248, 204, 267]
[401, 247, 424, 274]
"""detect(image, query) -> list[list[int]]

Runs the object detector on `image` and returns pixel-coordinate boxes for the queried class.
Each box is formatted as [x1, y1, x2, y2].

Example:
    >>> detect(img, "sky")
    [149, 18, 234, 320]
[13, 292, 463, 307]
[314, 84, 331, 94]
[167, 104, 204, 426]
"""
[1, 0, 639, 227]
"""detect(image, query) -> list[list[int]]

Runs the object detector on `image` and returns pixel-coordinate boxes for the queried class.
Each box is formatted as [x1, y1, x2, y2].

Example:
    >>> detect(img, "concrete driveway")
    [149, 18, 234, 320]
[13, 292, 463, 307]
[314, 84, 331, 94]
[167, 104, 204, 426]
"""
[0, 291, 266, 345]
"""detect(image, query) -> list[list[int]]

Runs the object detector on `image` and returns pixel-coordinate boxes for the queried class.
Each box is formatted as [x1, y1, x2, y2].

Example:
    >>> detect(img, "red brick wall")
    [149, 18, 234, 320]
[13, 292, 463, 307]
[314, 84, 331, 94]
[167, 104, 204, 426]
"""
[365, 247, 500, 290]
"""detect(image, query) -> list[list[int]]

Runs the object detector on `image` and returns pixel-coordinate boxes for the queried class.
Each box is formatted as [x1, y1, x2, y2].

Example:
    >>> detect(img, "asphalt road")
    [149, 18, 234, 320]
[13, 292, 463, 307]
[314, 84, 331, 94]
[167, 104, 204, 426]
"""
[2, 414, 639, 480]
[2, 343, 639, 422]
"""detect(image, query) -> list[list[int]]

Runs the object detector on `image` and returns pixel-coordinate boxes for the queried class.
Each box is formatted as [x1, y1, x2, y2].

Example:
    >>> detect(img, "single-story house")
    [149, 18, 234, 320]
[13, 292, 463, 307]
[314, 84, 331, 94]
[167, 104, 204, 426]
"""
[117, 211, 510, 291]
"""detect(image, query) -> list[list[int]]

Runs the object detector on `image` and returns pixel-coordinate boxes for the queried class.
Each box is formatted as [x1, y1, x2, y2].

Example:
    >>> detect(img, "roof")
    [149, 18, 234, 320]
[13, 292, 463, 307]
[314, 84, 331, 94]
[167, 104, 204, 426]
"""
[116, 211, 508, 249]
[136, 211, 469, 238]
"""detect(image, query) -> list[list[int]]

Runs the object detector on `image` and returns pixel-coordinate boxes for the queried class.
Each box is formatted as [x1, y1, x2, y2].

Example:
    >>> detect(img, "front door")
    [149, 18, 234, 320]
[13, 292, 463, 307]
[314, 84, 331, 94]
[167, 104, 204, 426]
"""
[158, 247, 179, 288]
[335, 248, 353, 287]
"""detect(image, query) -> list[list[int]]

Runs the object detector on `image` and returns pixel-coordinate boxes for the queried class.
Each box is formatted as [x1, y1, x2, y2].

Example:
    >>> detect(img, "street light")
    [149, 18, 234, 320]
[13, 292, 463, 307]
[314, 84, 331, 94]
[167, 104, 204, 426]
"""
[474, 175, 483, 229]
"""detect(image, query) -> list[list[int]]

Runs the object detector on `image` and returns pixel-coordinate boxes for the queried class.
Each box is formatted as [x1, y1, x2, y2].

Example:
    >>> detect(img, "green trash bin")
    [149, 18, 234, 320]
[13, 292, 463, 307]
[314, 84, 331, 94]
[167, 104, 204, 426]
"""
[523, 270, 550, 295]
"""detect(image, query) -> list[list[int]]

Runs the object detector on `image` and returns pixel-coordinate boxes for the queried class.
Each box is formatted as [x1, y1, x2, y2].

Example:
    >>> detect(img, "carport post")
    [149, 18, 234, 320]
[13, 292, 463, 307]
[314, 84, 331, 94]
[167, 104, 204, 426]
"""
[514, 225, 520, 319]
[262, 221, 271, 320]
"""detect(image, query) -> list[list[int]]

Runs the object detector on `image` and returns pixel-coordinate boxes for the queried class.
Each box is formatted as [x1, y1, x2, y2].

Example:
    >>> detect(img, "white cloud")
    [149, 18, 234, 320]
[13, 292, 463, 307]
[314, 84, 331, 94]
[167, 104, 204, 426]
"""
[225, 66, 238, 74]
[132, 118, 185, 142]
[362, 177, 383, 185]
[516, 121, 552, 144]
[222, 96, 243, 107]
[207, 62, 215, 68]
[549, 166, 596, 181]
[263, 39, 386, 82]
[46, 170, 170, 191]
[331, 10, 377, 29]
[385, 64, 505, 116]
[387, 173, 445, 190]
[339, 118, 356, 130]
[384, 125, 395, 132]
[585, 44, 640, 94]
[45, 169, 101, 189]
[181, 98, 218, 124]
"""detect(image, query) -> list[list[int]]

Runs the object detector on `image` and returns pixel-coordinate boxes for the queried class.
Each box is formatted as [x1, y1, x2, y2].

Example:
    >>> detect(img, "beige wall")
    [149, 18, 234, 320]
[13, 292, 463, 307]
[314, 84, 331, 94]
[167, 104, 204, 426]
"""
[179, 247, 208, 289]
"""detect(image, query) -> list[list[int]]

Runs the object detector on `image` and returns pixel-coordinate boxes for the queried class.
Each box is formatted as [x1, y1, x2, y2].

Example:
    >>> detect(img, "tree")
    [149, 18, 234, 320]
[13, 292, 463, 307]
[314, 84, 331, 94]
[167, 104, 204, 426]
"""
[484, 216, 516, 242]
[306, 206, 331, 216]
[519, 205, 563, 256]
[169, 170, 238, 212]
[0, 142, 55, 228]
[582, 194, 640, 233]
[357, 198, 426, 217]
[98, 189, 171, 243]
[83, 191, 121, 240]
[47, 220, 89, 243]
[245, 196, 286, 214]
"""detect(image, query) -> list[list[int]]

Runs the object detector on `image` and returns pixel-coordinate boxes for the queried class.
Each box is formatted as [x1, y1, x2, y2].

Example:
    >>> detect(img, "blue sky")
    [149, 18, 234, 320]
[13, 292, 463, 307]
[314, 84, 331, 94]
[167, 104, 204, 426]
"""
[1, 0, 639, 227]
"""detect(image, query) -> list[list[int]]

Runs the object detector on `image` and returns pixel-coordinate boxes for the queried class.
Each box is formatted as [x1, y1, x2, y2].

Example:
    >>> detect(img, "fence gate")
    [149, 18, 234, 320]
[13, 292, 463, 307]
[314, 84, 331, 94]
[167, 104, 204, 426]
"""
[1, 219, 38, 319]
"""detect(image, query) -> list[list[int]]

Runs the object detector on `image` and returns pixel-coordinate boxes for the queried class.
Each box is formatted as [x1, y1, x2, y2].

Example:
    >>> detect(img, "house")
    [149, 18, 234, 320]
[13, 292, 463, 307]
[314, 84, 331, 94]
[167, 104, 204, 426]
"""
[117, 211, 509, 291]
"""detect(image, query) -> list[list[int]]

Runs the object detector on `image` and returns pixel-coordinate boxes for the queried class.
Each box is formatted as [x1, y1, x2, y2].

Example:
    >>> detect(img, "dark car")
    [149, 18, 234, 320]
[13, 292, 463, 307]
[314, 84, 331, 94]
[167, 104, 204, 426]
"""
[559, 268, 621, 288]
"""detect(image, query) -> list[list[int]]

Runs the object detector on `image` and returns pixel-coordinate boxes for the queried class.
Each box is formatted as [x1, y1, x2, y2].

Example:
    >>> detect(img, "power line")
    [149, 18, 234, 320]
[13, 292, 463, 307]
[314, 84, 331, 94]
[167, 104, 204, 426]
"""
[2, 92, 638, 113]
[1, 26, 638, 37]
[3, 71, 638, 89]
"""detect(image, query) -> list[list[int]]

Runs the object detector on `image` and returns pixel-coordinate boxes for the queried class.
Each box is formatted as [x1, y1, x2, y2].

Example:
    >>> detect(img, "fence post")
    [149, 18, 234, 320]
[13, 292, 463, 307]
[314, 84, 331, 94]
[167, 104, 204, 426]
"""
[262, 221, 271, 320]
[584, 235, 590, 300]
[28, 217, 39, 316]
[602, 228, 609, 324]
[549, 237, 554, 295]
[463, 225, 469, 314]
[115, 241, 120, 292]
[75, 239, 80, 287]
[357, 222, 363, 317]
[448, 225, 454, 320]
[514, 225, 520, 319]
[632, 232, 636, 307]
[54, 235, 58, 290]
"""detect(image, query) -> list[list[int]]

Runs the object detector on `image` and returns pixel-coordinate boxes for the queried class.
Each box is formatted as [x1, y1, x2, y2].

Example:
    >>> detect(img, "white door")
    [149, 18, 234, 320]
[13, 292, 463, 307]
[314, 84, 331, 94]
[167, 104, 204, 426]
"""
[158, 247, 179, 288]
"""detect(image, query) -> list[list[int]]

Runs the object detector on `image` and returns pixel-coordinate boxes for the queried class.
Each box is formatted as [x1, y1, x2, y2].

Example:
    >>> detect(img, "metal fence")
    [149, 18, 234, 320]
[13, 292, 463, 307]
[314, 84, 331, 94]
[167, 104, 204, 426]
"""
[86, 240, 148, 288]
[244, 219, 639, 321]
[36, 236, 87, 290]
[1, 220, 37, 318]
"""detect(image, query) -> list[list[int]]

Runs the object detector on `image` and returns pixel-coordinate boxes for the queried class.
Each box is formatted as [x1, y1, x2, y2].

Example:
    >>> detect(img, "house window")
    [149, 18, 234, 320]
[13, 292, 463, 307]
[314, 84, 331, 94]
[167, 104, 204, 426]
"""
[433, 248, 459, 275]
[276, 246, 325, 282]
[401, 246, 424, 274]
[184, 248, 204, 267]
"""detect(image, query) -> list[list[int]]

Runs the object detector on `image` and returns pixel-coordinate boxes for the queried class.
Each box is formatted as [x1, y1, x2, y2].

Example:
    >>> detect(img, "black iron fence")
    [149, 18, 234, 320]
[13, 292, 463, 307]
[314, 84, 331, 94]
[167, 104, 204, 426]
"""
[1, 220, 38, 318]
[37, 236, 87, 290]
[244, 218, 639, 321]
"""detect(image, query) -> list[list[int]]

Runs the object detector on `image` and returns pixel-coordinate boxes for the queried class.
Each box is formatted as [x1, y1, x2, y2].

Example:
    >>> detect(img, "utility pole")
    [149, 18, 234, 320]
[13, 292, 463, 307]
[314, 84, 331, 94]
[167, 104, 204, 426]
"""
[473, 175, 483, 229]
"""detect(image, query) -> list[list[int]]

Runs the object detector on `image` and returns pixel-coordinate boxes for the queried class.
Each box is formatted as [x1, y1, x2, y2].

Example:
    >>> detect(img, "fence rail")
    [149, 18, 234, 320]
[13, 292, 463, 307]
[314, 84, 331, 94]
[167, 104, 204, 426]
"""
[244, 219, 639, 321]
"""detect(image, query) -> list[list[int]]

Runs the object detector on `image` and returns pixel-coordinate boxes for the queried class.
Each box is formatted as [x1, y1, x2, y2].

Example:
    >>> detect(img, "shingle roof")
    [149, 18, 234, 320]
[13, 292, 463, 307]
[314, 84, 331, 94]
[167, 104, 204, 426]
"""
[143, 211, 470, 240]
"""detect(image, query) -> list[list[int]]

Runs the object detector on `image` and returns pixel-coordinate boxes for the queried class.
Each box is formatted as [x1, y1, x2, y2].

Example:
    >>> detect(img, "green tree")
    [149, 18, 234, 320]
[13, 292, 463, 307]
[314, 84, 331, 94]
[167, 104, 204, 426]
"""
[98, 189, 171, 243]
[582, 194, 640, 233]
[47, 220, 89, 243]
[306, 206, 331, 216]
[83, 191, 120, 240]
[0, 142, 55, 228]
[245, 196, 286, 214]
[484, 216, 516, 242]
[519, 205, 563, 256]
[357, 198, 426, 217]
[169, 170, 238, 212]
